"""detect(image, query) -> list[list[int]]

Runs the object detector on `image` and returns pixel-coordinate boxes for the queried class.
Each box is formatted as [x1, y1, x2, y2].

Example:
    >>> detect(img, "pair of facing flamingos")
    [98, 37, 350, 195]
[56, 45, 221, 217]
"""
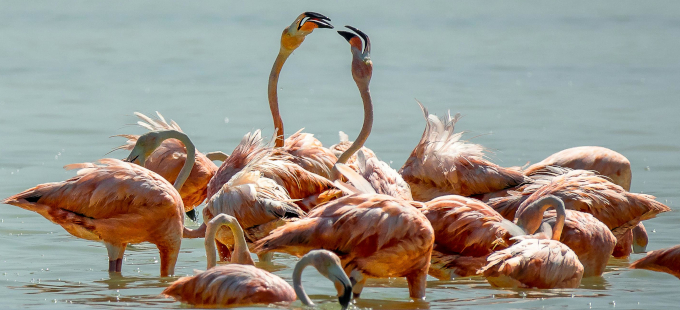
[4, 12, 675, 308]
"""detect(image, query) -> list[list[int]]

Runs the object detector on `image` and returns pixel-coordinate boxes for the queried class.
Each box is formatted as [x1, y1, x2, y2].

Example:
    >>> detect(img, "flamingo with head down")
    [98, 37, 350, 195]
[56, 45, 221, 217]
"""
[3, 130, 206, 276]
[423, 194, 614, 279]
[163, 214, 352, 309]
[115, 112, 218, 221]
[522, 145, 647, 255]
[488, 167, 670, 258]
[478, 196, 584, 288]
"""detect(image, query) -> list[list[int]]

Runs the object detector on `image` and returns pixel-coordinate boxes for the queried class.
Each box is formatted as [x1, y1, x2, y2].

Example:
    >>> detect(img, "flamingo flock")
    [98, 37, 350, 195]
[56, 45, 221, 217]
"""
[3, 11, 677, 308]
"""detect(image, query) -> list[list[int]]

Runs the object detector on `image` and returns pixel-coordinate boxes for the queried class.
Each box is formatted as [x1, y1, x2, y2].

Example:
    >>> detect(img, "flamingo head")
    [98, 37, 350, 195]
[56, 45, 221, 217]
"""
[124, 131, 163, 165]
[280, 12, 333, 52]
[337, 25, 372, 85]
[307, 250, 352, 309]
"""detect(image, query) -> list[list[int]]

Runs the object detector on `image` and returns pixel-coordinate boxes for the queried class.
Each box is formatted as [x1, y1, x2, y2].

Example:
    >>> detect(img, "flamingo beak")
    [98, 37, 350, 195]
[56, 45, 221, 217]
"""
[336, 276, 352, 310]
[299, 12, 333, 30]
[185, 209, 198, 222]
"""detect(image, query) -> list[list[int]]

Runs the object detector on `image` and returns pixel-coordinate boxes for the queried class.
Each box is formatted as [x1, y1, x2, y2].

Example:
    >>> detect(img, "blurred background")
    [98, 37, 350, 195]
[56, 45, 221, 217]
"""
[0, 1, 678, 309]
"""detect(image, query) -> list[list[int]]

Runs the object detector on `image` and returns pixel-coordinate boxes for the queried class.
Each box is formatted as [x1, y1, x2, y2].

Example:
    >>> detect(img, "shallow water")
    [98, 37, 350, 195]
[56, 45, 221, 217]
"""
[1, 1, 679, 309]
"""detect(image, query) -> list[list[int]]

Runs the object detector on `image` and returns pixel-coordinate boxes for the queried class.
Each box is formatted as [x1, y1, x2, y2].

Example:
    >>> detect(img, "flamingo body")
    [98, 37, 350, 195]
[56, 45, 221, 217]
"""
[420, 195, 513, 279]
[254, 193, 434, 299]
[163, 264, 296, 307]
[630, 245, 680, 279]
[543, 210, 616, 277]
[480, 238, 584, 288]
[3, 159, 184, 276]
[400, 103, 527, 201]
[525, 146, 631, 191]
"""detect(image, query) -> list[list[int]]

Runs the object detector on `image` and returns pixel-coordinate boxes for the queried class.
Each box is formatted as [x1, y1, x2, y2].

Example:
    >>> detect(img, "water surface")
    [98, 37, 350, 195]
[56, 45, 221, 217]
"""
[1, 1, 679, 309]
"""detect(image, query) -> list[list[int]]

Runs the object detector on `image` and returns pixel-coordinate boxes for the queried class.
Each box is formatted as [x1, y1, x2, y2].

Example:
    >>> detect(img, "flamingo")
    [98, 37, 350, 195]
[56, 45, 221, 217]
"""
[630, 245, 680, 279]
[523, 145, 648, 254]
[488, 168, 671, 258]
[163, 214, 352, 308]
[423, 194, 614, 279]
[267, 12, 338, 179]
[399, 102, 528, 201]
[253, 192, 434, 300]
[208, 12, 339, 209]
[420, 195, 515, 280]
[115, 112, 218, 221]
[202, 152, 306, 263]
[514, 196, 616, 277]
[478, 196, 584, 288]
[2, 130, 206, 276]
[324, 26, 411, 201]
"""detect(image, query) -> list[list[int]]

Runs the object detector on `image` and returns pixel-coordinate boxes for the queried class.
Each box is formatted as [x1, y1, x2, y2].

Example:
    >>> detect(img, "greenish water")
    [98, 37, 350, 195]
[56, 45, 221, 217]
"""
[1, 1, 679, 309]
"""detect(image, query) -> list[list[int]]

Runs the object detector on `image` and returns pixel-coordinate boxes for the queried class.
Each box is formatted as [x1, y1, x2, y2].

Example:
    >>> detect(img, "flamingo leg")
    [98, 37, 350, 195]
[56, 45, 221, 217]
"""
[257, 252, 274, 263]
[157, 242, 180, 277]
[349, 269, 366, 299]
[406, 269, 428, 300]
[105, 243, 127, 273]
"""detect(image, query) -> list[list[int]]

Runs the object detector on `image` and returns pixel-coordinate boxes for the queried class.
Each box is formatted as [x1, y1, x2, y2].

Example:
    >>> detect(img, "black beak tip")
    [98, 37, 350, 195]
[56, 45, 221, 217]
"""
[337, 31, 356, 42]
[186, 209, 198, 222]
[339, 284, 352, 309]
[311, 19, 334, 29]
[304, 11, 330, 21]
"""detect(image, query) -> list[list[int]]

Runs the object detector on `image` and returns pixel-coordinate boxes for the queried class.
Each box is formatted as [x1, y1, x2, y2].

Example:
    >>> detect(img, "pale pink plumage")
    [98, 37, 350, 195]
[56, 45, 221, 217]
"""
[400, 102, 528, 201]
[479, 238, 584, 288]
[163, 264, 296, 307]
[253, 193, 434, 299]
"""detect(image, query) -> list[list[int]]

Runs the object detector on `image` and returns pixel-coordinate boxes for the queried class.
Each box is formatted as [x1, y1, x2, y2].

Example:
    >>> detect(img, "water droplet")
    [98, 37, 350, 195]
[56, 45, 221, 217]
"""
[224, 117, 230, 124]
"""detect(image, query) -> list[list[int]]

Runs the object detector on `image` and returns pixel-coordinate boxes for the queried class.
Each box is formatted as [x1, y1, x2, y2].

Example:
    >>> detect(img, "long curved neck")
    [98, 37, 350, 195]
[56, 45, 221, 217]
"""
[205, 215, 253, 268]
[292, 255, 315, 307]
[269, 50, 293, 148]
[516, 195, 566, 240]
[333, 82, 373, 179]
[157, 130, 195, 191]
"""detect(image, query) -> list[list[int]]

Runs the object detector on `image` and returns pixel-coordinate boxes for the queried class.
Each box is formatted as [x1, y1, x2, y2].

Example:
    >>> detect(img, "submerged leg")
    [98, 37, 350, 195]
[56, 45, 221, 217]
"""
[349, 270, 367, 299]
[406, 269, 428, 300]
[157, 242, 180, 277]
[105, 242, 127, 273]
[257, 252, 274, 264]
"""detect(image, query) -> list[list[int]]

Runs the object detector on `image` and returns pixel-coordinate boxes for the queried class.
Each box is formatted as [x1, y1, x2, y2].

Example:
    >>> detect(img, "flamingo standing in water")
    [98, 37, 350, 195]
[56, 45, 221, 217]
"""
[523, 145, 647, 255]
[3, 130, 206, 276]
[163, 214, 352, 308]
[488, 168, 671, 258]
[399, 102, 528, 201]
[115, 112, 218, 221]
[479, 196, 584, 288]
[630, 245, 680, 279]
[254, 27, 434, 301]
